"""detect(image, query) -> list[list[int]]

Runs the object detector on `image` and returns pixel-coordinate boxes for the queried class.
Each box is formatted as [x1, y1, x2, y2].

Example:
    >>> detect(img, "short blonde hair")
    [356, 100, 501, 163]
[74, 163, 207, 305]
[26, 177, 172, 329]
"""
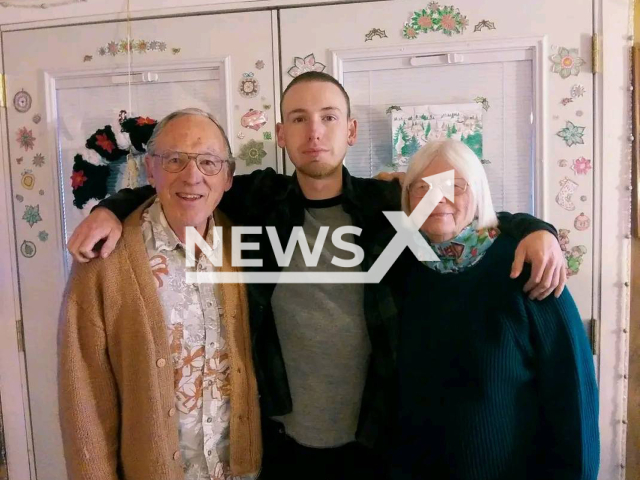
[401, 139, 498, 229]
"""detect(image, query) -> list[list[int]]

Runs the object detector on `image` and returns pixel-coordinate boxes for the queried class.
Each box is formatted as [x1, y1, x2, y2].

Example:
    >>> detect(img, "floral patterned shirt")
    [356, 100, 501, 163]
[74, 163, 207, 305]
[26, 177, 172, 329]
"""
[142, 199, 253, 480]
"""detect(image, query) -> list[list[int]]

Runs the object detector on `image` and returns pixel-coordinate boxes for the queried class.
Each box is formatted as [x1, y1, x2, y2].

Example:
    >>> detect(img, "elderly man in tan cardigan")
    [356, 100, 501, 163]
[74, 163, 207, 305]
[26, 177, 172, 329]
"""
[59, 108, 261, 480]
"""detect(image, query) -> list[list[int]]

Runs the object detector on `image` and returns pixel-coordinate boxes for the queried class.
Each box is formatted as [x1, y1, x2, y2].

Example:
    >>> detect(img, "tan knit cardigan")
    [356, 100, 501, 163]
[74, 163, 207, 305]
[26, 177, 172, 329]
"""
[58, 200, 262, 480]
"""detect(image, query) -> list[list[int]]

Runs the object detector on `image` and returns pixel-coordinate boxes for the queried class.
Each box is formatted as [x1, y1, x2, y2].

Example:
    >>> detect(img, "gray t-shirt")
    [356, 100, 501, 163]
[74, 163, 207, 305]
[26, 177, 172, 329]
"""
[271, 201, 371, 448]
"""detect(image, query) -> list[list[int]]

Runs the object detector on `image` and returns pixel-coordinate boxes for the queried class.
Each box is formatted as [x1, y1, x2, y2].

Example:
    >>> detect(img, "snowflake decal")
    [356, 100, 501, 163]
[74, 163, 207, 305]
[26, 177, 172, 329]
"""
[38, 231, 49, 242]
[33, 153, 45, 167]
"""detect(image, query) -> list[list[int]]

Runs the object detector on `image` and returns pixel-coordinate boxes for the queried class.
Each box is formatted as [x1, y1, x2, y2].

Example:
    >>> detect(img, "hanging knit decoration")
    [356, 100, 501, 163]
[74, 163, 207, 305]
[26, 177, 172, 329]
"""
[70, 113, 157, 209]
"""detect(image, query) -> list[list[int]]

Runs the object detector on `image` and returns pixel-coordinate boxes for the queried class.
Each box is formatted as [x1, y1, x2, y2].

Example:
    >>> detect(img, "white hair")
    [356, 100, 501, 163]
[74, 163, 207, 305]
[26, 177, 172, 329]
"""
[401, 139, 498, 229]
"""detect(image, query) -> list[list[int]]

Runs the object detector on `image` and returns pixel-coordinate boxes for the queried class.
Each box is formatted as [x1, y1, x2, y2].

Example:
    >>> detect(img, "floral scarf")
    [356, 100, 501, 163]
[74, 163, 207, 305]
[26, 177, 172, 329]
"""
[421, 219, 500, 274]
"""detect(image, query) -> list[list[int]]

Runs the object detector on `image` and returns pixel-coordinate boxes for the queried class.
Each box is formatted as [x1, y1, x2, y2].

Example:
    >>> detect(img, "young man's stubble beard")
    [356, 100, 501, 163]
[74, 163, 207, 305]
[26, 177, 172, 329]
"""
[296, 160, 343, 180]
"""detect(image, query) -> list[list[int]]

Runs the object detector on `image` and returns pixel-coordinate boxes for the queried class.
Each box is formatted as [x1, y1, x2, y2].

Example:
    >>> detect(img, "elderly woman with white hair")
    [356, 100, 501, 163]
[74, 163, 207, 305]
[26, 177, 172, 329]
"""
[390, 139, 599, 480]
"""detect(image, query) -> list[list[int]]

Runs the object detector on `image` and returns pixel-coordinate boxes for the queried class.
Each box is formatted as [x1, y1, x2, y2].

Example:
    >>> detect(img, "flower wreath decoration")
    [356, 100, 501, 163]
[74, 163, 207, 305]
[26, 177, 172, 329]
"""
[70, 112, 157, 210]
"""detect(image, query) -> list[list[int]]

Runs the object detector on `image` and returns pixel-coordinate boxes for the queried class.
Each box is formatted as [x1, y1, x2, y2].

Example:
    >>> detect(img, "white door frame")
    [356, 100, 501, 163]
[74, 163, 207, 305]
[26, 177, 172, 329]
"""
[596, 0, 634, 478]
[0, 33, 36, 480]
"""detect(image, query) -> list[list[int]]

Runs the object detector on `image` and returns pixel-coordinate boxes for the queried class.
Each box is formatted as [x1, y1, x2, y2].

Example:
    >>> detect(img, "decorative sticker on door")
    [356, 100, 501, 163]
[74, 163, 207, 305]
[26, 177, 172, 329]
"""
[238, 140, 267, 166]
[474, 96, 490, 111]
[574, 213, 590, 231]
[473, 20, 496, 32]
[96, 39, 178, 57]
[403, 4, 468, 39]
[20, 240, 36, 259]
[16, 127, 36, 151]
[33, 153, 45, 167]
[571, 84, 585, 98]
[22, 204, 42, 228]
[287, 54, 326, 78]
[558, 229, 587, 277]
[549, 47, 586, 79]
[556, 121, 585, 147]
[570, 157, 592, 175]
[555, 177, 579, 211]
[13, 89, 32, 113]
[21, 170, 35, 190]
[241, 109, 268, 131]
[238, 73, 260, 98]
[365, 28, 388, 42]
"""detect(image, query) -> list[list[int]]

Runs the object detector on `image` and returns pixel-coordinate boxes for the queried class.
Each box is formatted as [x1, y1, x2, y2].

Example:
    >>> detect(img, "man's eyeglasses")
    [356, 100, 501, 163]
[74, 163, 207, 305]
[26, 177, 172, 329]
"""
[151, 151, 229, 176]
[409, 178, 469, 198]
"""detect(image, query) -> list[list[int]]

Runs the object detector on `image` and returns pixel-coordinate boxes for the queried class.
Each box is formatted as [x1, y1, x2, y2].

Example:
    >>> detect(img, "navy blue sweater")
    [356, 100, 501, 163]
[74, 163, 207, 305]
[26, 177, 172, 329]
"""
[392, 235, 599, 480]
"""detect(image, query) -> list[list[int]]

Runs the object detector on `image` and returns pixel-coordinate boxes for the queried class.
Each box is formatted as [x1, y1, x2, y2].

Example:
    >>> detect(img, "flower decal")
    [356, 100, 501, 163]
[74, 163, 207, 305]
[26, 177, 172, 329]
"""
[255, 60, 265, 70]
[38, 230, 49, 242]
[412, 9, 435, 31]
[571, 157, 592, 175]
[98, 39, 174, 56]
[556, 121, 586, 147]
[404, 4, 467, 39]
[238, 140, 267, 166]
[16, 127, 36, 151]
[107, 41, 119, 56]
[402, 23, 419, 39]
[549, 47, 585, 79]
[287, 54, 326, 78]
[22, 204, 42, 228]
[135, 40, 148, 53]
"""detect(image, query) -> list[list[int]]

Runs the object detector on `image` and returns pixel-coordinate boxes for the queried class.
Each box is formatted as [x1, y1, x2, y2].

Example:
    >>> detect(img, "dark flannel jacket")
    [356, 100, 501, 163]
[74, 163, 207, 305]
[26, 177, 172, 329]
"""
[97, 166, 557, 450]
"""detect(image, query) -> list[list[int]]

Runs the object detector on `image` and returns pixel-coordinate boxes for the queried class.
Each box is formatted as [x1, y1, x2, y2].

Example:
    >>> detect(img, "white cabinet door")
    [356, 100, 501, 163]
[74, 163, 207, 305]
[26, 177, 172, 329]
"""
[280, 0, 606, 472]
[279, 0, 593, 329]
[2, 10, 277, 478]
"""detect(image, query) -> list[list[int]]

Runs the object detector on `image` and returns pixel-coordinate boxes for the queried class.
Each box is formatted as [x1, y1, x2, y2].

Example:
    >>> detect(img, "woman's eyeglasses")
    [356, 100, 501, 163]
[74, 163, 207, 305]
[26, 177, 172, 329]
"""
[409, 178, 469, 198]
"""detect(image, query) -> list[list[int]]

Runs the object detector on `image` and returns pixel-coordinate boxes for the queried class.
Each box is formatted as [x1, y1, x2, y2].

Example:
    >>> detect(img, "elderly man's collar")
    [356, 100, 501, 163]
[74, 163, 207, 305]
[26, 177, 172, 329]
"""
[147, 197, 219, 253]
